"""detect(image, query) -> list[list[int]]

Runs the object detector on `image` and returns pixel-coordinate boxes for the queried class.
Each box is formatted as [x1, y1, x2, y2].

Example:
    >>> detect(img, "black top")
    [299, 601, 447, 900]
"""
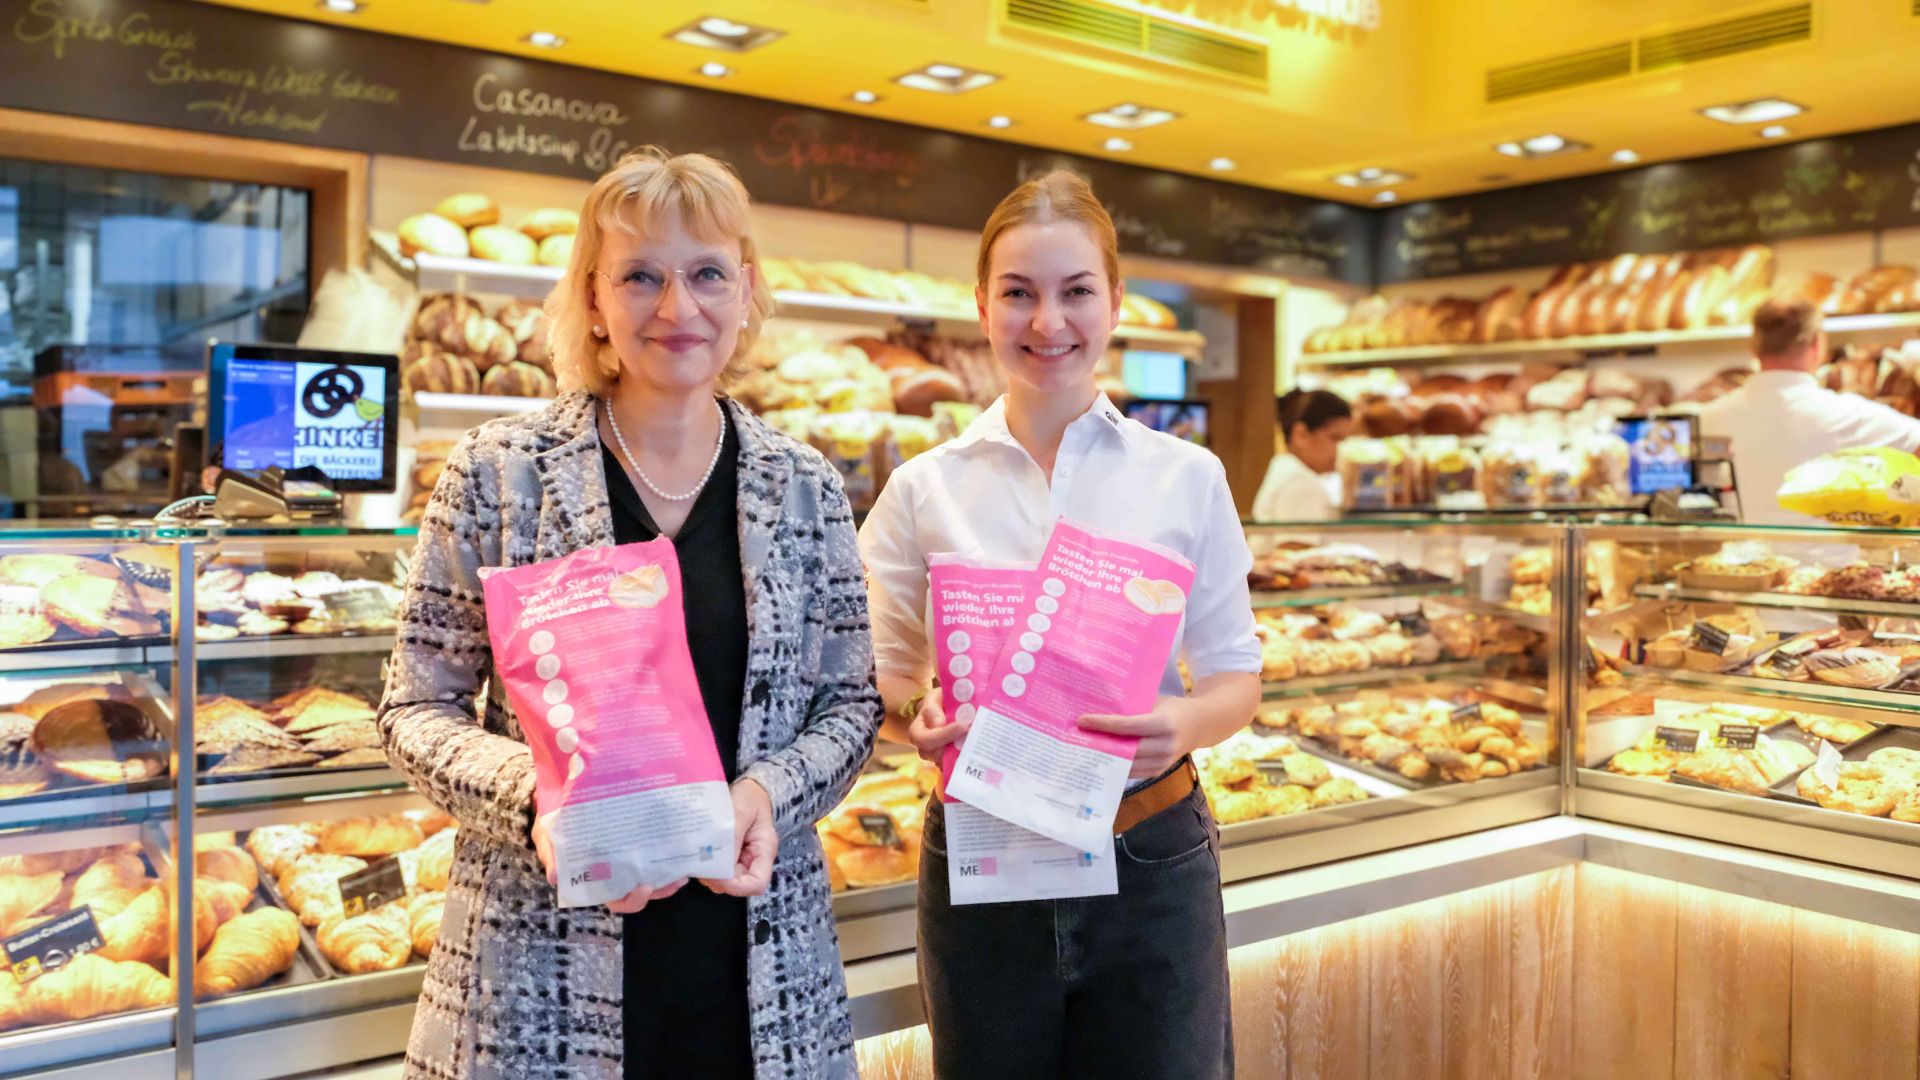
[605, 405, 754, 1080]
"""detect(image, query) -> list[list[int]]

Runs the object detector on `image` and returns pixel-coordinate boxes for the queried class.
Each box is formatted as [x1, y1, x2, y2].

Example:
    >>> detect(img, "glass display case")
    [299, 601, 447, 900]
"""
[1574, 521, 1920, 880]
[0, 524, 433, 1077]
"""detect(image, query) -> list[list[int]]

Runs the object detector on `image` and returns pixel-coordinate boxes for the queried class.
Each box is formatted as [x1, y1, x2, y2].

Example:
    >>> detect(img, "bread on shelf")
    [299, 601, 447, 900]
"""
[397, 213, 470, 260]
[317, 903, 411, 974]
[194, 907, 300, 999]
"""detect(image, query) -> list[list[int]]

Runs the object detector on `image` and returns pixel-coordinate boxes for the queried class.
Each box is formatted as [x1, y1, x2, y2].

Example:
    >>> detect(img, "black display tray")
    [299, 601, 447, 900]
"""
[1766, 724, 1920, 807]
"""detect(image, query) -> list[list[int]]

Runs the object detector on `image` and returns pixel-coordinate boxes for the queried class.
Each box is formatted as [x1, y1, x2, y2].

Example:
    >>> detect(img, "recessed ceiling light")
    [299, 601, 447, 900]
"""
[1083, 103, 1178, 130]
[668, 16, 784, 52]
[1612, 149, 1640, 164]
[1104, 137, 1133, 153]
[1760, 124, 1791, 139]
[524, 30, 564, 48]
[986, 115, 1015, 129]
[895, 63, 998, 94]
[1331, 168, 1410, 188]
[698, 61, 732, 78]
[1494, 134, 1589, 159]
[850, 90, 879, 105]
[1209, 157, 1235, 172]
[1374, 191, 1399, 204]
[1701, 97, 1805, 125]
[319, 0, 362, 12]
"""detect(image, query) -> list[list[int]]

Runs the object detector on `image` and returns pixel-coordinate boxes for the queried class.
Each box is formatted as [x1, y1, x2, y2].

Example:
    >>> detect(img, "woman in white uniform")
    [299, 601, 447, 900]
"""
[1251, 388, 1353, 522]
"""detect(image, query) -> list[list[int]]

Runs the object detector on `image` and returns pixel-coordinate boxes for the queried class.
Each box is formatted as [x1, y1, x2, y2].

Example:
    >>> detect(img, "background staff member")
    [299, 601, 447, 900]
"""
[859, 170, 1261, 1080]
[1702, 298, 1920, 526]
[1251, 388, 1354, 522]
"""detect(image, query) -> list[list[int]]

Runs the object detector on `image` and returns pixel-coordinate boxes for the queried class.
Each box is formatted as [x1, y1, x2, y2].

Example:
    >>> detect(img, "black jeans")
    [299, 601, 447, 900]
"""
[917, 782, 1233, 1080]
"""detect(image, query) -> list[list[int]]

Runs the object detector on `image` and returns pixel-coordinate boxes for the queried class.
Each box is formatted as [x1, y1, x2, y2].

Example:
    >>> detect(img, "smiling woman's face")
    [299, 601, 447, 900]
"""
[977, 220, 1122, 398]
[588, 214, 753, 397]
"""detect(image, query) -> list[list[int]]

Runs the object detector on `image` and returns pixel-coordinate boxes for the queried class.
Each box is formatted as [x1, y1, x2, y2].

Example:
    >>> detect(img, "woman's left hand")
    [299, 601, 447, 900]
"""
[701, 778, 778, 898]
[1077, 697, 1195, 780]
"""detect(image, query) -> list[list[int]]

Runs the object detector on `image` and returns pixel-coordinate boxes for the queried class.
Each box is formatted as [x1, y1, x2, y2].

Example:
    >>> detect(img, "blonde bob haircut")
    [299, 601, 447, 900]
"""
[547, 146, 775, 396]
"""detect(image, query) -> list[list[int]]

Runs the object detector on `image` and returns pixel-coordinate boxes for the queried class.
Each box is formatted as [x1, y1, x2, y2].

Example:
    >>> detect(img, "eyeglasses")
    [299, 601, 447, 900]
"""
[598, 259, 748, 307]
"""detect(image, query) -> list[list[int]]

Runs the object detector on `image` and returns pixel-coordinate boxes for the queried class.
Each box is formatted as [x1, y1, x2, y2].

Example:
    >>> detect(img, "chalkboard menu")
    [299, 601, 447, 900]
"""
[0, 0, 1370, 281]
[1377, 124, 1920, 282]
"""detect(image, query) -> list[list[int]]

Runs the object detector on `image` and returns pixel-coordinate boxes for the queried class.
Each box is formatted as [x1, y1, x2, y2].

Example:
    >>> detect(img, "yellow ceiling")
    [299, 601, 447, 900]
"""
[207, 0, 1920, 206]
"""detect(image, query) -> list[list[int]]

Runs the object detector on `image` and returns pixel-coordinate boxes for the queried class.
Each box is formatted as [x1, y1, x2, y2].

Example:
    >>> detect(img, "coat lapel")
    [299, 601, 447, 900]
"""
[532, 391, 616, 562]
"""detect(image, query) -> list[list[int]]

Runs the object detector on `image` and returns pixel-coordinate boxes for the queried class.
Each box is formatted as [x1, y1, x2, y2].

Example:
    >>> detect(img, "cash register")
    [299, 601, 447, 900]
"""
[194, 343, 400, 521]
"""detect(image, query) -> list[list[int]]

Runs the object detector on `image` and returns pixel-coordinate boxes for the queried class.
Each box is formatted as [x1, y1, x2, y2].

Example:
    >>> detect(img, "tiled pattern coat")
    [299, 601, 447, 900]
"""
[378, 391, 881, 1080]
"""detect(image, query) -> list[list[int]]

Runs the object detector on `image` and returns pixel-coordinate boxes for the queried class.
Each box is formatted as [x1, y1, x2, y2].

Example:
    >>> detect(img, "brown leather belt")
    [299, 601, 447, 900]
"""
[1111, 757, 1199, 836]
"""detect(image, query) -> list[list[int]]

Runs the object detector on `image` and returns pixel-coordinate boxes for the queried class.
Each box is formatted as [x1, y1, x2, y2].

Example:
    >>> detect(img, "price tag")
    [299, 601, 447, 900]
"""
[2, 906, 104, 982]
[1397, 612, 1431, 638]
[1716, 723, 1759, 750]
[857, 812, 899, 847]
[1813, 740, 1845, 789]
[338, 857, 407, 916]
[322, 587, 396, 627]
[1450, 702, 1484, 730]
[1689, 621, 1732, 656]
[1652, 725, 1702, 753]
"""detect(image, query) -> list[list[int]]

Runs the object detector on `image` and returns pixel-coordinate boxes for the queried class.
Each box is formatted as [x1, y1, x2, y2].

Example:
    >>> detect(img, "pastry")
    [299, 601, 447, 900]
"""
[402, 807, 454, 837]
[194, 623, 240, 643]
[0, 598, 57, 649]
[0, 711, 49, 799]
[277, 689, 378, 733]
[41, 574, 159, 638]
[300, 721, 381, 755]
[0, 870, 64, 936]
[320, 815, 424, 859]
[280, 853, 368, 927]
[1311, 778, 1368, 807]
[239, 572, 297, 608]
[317, 903, 412, 974]
[406, 890, 444, 958]
[411, 827, 456, 892]
[196, 697, 301, 756]
[32, 700, 166, 785]
[537, 234, 573, 268]
[195, 845, 259, 893]
[398, 213, 470, 259]
[517, 208, 578, 241]
[246, 825, 319, 879]
[0, 555, 114, 589]
[1799, 762, 1898, 816]
[480, 361, 556, 399]
[10, 953, 171, 1026]
[469, 225, 536, 266]
[835, 843, 913, 889]
[431, 193, 499, 229]
[70, 849, 152, 920]
[205, 745, 321, 775]
[402, 345, 482, 396]
[1793, 714, 1877, 744]
[1804, 648, 1901, 689]
[95, 885, 170, 965]
[195, 907, 299, 998]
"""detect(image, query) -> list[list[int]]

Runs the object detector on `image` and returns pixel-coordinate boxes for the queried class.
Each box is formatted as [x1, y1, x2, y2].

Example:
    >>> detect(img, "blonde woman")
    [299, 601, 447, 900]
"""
[860, 171, 1261, 1078]
[380, 148, 880, 1080]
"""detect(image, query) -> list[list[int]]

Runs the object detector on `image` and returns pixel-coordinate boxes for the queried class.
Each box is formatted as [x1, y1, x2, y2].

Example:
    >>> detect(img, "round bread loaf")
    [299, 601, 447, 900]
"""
[537, 234, 573, 269]
[1420, 395, 1480, 436]
[516, 208, 578, 241]
[433, 192, 499, 229]
[481, 361, 557, 399]
[401, 349, 480, 396]
[469, 225, 536, 266]
[891, 367, 968, 417]
[397, 214, 469, 260]
[1361, 399, 1415, 437]
[845, 337, 930, 371]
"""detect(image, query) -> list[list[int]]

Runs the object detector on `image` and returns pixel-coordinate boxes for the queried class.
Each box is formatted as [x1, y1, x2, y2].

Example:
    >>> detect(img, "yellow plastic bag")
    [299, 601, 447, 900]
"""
[1776, 447, 1920, 526]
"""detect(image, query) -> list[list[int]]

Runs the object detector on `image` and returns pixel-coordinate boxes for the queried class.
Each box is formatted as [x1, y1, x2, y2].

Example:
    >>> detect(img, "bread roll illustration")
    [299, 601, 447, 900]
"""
[607, 565, 669, 609]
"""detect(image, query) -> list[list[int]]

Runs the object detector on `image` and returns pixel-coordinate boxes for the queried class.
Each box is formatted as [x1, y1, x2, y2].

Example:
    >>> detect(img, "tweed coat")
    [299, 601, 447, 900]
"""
[378, 391, 882, 1080]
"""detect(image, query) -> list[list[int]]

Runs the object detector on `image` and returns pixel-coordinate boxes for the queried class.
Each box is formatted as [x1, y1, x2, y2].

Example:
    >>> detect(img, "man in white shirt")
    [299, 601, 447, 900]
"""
[1701, 298, 1920, 525]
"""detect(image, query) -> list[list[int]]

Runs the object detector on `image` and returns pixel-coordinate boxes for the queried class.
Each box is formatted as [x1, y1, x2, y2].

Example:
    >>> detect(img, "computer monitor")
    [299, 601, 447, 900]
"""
[1615, 414, 1698, 497]
[206, 343, 399, 494]
[1123, 399, 1210, 447]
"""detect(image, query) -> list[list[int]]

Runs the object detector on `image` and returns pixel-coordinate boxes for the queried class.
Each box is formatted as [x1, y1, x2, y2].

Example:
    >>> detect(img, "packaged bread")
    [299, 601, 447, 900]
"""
[1481, 441, 1543, 508]
[1339, 438, 1402, 510]
[1777, 448, 1920, 526]
[808, 411, 887, 512]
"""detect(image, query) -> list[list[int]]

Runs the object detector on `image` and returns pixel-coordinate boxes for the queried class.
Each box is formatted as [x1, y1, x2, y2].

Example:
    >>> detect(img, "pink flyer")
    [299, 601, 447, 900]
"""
[945, 519, 1197, 853]
[929, 555, 1117, 903]
[482, 541, 735, 907]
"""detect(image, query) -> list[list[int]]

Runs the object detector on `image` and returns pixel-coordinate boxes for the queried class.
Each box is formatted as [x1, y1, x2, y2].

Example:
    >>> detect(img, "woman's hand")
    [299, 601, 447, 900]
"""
[907, 687, 963, 765]
[535, 812, 688, 914]
[701, 778, 778, 898]
[1078, 696, 1197, 780]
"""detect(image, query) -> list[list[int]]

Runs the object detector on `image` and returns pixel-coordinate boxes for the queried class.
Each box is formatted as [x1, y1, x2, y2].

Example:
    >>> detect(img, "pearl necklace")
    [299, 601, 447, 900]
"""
[605, 398, 726, 503]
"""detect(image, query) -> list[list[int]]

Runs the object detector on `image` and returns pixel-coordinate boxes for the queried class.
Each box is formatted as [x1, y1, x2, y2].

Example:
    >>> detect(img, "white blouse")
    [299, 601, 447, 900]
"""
[858, 393, 1261, 699]
[1251, 453, 1340, 522]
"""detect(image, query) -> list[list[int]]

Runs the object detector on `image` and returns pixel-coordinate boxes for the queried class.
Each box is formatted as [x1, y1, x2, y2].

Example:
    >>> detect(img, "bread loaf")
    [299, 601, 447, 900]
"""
[1521, 287, 1566, 340]
[1578, 284, 1620, 337]
[397, 214, 469, 260]
[481, 361, 557, 399]
[433, 193, 498, 229]
[1549, 285, 1590, 338]
[536, 233, 573, 268]
[1472, 287, 1524, 343]
[758, 257, 806, 292]
[516, 208, 578, 241]
[469, 225, 536, 266]
[1673, 265, 1731, 329]
[1725, 244, 1775, 292]
[401, 348, 480, 396]
[891, 367, 968, 416]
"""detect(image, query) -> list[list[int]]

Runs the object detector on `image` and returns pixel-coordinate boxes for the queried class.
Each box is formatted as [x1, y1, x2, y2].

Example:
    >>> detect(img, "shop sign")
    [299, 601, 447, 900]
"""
[0, 0, 1370, 282]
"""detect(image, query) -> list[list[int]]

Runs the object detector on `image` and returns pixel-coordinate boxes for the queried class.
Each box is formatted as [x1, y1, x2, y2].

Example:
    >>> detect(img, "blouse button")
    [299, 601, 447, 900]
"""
[754, 919, 772, 945]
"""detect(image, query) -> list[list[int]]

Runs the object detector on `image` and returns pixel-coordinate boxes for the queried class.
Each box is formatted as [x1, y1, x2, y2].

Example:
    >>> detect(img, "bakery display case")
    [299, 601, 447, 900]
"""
[1574, 521, 1920, 880]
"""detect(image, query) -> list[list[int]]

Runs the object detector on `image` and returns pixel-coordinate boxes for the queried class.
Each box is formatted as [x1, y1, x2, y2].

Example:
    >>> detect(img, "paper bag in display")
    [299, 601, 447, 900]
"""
[929, 555, 1116, 904]
[482, 541, 735, 908]
[946, 520, 1196, 853]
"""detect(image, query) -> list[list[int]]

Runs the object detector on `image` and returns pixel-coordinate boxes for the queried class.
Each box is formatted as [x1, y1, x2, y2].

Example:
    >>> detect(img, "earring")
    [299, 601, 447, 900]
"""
[740, 318, 749, 330]
[593, 326, 605, 338]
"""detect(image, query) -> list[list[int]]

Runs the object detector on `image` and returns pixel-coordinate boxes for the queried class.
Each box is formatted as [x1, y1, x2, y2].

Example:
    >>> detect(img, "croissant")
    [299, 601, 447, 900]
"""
[0, 969, 25, 1032]
[17, 953, 170, 1025]
[402, 806, 454, 837]
[195, 846, 258, 893]
[279, 854, 366, 927]
[0, 871, 64, 936]
[195, 907, 299, 998]
[70, 850, 153, 920]
[0, 844, 125, 877]
[412, 827, 456, 893]
[318, 815, 424, 859]
[192, 877, 252, 930]
[194, 831, 240, 852]
[245, 825, 319, 879]
[96, 886, 171, 966]
[406, 890, 444, 958]
[317, 904, 411, 974]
